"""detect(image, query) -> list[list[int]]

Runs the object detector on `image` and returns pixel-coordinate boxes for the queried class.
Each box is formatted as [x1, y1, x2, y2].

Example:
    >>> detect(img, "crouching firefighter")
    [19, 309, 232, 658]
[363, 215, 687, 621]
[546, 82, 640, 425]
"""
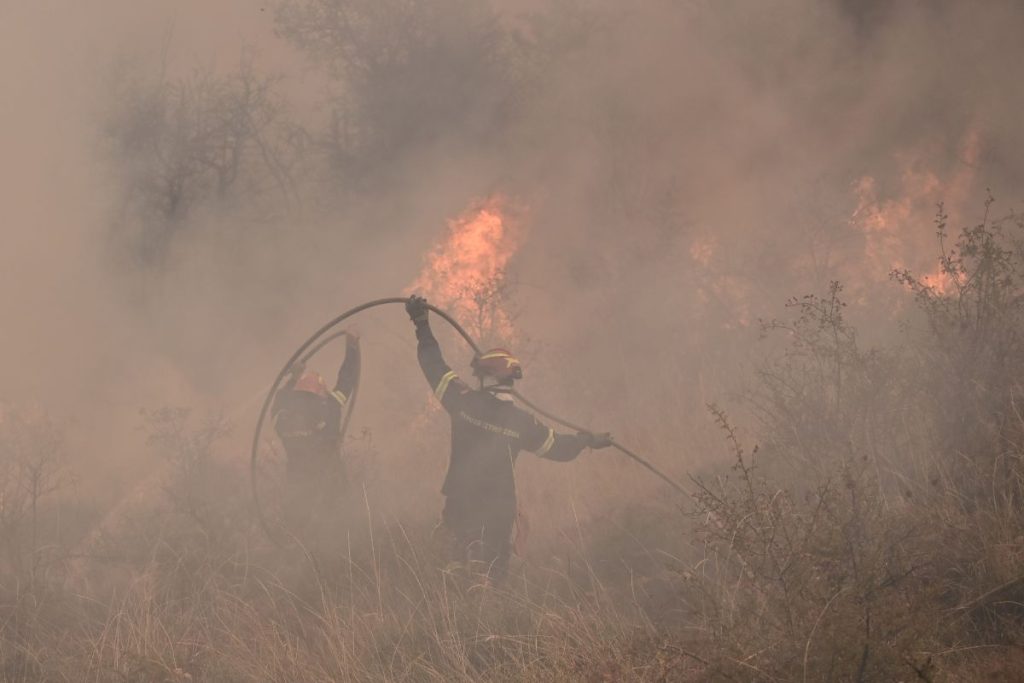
[272, 333, 361, 530]
[405, 296, 611, 581]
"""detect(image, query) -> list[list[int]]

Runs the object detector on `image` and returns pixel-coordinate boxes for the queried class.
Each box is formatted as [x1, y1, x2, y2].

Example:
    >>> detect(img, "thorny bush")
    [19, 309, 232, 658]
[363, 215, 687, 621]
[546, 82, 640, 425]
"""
[893, 196, 1024, 500]
[678, 198, 1024, 681]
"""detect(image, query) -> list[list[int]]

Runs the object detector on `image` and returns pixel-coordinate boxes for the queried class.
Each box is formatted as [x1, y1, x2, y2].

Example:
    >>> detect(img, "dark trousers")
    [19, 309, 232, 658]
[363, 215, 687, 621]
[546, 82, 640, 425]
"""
[441, 493, 516, 580]
[284, 448, 345, 536]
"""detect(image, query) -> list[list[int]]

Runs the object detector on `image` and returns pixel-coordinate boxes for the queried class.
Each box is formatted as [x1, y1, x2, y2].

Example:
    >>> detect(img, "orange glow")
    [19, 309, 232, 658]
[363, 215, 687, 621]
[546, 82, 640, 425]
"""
[689, 234, 751, 328]
[851, 170, 941, 276]
[407, 196, 523, 340]
[850, 128, 980, 296]
[919, 266, 960, 296]
[689, 237, 715, 267]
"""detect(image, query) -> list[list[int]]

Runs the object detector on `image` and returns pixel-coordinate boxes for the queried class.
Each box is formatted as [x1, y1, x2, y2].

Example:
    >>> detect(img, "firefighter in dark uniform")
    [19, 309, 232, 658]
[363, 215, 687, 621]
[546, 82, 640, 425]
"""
[405, 296, 611, 580]
[272, 333, 361, 529]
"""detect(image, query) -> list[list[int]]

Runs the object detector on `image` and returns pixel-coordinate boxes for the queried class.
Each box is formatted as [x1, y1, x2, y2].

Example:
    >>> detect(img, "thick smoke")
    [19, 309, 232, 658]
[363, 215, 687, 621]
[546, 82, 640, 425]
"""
[3, 0, 1024, 518]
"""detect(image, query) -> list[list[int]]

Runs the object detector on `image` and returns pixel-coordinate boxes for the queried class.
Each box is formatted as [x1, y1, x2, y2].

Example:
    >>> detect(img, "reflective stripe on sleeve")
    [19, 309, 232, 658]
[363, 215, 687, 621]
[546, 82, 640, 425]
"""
[434, 371, 458, 401]
[330, 390, 348, 406]
[535, 428, 555, 457]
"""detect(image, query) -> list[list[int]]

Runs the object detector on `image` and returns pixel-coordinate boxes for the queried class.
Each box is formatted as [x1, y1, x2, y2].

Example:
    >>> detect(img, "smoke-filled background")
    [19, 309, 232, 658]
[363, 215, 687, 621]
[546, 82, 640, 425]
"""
[0, 0, 1018, 570]
[5, 2, 1021, 387]
[3, 0, 1019, 471]
[3, 1, 1024, 680]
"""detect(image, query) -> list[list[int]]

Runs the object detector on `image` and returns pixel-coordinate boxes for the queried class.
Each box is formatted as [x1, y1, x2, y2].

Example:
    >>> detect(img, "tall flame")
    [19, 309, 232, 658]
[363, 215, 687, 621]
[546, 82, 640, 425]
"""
[407, 195, 523, 341]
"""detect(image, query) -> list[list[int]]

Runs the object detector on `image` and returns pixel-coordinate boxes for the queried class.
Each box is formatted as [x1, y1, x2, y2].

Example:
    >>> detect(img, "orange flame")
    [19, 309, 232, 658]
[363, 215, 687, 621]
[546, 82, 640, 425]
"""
[407, 196, 523, 340]
[850, 128, 980, 297]
[919, 267, 960, 296]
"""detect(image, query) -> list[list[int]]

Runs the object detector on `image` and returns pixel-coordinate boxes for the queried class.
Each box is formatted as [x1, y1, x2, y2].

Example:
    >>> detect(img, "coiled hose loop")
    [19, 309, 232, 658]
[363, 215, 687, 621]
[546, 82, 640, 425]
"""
[251, 298, 685, 546]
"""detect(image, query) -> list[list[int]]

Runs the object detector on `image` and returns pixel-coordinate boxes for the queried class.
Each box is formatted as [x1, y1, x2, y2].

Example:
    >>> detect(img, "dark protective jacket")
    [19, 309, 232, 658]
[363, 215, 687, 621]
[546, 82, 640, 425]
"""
[415, 319, 588, 503]
[272, 343, 361, 462]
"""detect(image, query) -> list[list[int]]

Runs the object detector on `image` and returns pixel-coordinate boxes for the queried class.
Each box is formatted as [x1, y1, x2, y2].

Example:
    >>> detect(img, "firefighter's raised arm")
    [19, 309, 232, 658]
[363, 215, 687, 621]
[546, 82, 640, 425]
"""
[331, 333, 361, 408]
[318, 334, 360, 439]
[406, 296, 467, 413]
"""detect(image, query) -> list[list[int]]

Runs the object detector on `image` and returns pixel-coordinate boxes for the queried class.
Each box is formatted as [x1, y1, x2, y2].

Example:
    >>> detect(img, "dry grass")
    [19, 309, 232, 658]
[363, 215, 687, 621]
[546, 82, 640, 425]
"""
[3, 205, 1024, 681]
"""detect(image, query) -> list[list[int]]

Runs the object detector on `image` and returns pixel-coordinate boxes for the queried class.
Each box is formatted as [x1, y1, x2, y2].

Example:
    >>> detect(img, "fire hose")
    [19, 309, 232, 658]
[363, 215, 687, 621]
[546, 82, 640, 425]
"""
[250, 297, 687, 545]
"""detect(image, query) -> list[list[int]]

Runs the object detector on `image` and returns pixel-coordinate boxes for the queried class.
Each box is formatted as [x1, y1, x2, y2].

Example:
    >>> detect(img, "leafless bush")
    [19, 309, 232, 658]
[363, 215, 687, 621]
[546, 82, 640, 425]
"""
[98, 408, 253, 602]
[276, 0, 516, 173]
[106, 56, 305, 267]
[670, 201, 1024, 680]
[752, 281, 906, 488]
[0, 406, 72, 593]
[894, 196, 1024, 501]
[684, 407, 934, 680]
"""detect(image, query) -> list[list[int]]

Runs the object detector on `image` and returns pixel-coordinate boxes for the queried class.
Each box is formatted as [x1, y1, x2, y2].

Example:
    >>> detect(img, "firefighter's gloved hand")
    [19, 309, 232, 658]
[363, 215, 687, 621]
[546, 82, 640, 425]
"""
[579, 431, 613, 450]
[406, 295, 429, 324]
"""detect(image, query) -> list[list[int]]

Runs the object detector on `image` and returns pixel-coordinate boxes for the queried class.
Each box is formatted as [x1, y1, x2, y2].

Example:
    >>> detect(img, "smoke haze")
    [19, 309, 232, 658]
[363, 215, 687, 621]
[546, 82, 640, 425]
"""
[3, 0, 1024, 534]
